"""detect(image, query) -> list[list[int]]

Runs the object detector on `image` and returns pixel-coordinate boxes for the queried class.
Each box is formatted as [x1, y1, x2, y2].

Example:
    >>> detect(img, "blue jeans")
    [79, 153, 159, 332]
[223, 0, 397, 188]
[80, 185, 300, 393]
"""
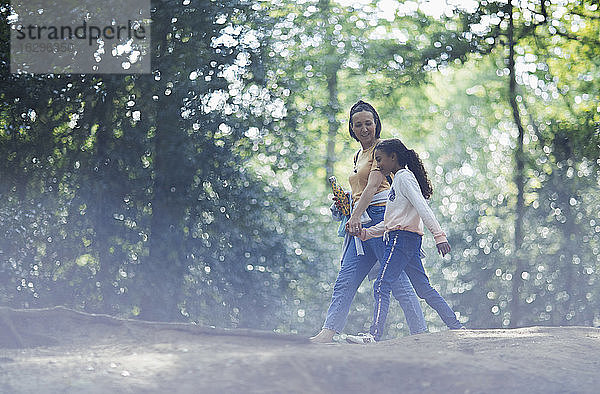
[370, 230, 463, 341]
[323, 206, 427, 335]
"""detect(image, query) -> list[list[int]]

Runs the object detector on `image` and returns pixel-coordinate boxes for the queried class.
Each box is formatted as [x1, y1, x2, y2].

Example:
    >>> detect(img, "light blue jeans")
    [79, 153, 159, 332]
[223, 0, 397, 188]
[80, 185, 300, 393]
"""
[323, 205, 427, 335]
[370, 230, 463, 341]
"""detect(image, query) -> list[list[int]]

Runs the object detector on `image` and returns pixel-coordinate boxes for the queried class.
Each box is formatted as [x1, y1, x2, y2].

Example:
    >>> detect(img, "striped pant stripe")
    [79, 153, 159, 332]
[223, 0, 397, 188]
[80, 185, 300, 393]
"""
[373, 233, 398, 338]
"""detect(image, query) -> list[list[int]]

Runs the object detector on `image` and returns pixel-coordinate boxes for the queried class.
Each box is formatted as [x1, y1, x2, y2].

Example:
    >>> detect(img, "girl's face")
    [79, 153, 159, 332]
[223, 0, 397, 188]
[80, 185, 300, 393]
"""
[351, 110, 377, 147]
[374, 149, 398, 176]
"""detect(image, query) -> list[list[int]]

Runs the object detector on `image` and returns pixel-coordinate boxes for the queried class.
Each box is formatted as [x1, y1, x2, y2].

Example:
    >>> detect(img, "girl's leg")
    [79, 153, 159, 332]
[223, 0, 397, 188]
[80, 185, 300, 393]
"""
[322, 236, 375, 333]
[365, 218, 426, 335]
[404, 258, 463, 330]
[369, 232, 418, 341]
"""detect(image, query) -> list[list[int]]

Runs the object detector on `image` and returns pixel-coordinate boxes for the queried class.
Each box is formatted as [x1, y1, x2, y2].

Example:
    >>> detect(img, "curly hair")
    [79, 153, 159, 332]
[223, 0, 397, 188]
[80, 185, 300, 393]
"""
[375, 138, 433, 199]
[348, 100, 382, 142]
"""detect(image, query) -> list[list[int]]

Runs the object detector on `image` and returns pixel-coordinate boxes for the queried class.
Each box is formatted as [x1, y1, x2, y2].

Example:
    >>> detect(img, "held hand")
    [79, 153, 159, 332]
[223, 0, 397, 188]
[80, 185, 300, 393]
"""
[358, 228, 369, 241]
[345, 216, 362, 236]
[436, 242, 451, 257]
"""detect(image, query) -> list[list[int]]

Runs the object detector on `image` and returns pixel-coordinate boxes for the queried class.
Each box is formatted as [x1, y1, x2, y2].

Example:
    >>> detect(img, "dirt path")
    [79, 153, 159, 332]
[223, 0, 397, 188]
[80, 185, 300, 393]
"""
[1, 306, 599, 393]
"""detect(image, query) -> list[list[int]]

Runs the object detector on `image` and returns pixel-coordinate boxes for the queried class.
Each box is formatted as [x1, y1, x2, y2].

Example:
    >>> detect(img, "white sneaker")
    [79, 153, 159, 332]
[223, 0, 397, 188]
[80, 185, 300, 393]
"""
[346, 333, 376, 344]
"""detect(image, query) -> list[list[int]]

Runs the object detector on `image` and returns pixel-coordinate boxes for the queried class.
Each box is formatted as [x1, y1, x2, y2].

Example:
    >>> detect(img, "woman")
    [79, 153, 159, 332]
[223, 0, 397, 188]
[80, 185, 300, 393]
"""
[310, 101, 427, 343]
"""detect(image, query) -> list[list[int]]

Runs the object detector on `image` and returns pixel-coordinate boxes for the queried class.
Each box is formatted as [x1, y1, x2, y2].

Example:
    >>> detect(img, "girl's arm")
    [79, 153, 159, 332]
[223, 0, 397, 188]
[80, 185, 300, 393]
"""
[361, 221, 385, 240]
[346, 170, 384, 235]
[400, 172, 448, 245]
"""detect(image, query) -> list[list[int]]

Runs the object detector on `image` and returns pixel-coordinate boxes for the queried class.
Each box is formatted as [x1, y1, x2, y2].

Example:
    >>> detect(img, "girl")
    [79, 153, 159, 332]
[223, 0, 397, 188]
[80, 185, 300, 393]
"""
[347, 138, 464, 343]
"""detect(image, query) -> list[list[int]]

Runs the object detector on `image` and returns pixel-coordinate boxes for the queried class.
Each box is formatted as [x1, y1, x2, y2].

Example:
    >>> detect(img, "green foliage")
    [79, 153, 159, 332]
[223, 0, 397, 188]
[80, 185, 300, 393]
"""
[0, 0, 324, 328]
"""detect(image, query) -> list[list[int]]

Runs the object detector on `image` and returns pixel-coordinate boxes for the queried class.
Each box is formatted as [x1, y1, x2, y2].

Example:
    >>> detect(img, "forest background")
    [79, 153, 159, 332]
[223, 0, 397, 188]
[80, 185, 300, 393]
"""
[1, 0, 599, 339]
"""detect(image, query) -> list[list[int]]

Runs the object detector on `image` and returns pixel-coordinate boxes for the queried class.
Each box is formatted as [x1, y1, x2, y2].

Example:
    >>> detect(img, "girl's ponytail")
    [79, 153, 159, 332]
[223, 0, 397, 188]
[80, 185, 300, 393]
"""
[405, 149, 433, 200]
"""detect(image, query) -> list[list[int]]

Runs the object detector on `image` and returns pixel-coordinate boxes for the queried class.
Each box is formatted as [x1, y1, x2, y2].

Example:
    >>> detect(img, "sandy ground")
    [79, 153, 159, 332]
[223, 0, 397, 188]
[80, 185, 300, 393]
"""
[1, 306, 600, 394]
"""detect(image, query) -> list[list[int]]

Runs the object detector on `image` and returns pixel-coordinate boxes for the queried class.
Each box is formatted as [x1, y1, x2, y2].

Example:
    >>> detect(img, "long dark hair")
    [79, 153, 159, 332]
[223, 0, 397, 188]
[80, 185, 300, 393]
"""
[376, 138, 433, 199]
[348, 100, 382, 142]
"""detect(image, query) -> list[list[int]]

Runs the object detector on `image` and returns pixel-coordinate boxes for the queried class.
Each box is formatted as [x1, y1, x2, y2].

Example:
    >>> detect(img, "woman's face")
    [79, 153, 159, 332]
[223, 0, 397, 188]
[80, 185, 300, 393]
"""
[351, 110, 376, 147]
[374, 149, 397, 176]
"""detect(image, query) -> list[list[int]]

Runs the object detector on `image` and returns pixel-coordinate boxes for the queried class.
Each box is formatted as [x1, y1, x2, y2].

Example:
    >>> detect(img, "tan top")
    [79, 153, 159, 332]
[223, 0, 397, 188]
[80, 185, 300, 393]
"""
[366, 169, 448, 245]
[348, 140, 390, 206]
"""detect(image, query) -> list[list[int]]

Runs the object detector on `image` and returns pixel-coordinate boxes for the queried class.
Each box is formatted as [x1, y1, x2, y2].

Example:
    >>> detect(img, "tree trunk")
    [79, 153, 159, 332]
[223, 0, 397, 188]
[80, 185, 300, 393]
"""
[324, 66, 340, 183]
[319, 0, 341, 184]
[507, 0, 526, 328]
[92, 75, 117, 314]
[138, 4, 186, 322]
[143, 107, 183, 322]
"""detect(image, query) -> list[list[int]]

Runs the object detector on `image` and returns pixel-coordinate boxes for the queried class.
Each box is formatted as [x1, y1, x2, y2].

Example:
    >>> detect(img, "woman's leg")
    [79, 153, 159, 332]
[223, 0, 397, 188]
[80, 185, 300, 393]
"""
[321, 236, 375, 334]
[404, 257, 463, 330]
[390, 271, 428, 334]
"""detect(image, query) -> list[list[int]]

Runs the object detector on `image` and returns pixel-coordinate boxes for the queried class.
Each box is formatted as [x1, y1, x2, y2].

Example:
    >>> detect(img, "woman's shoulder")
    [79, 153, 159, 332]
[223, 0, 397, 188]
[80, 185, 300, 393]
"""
[354, 140, 380, 165]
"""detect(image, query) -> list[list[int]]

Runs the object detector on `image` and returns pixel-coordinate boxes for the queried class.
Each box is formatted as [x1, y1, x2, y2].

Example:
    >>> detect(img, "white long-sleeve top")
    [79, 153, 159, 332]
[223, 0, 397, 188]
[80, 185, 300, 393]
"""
[365, 168, 448, 245]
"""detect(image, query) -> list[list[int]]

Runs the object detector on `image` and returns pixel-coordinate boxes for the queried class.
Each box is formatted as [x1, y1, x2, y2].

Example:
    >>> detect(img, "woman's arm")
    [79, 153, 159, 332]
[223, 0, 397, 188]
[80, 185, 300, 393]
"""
[346, 170, 384, 236]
